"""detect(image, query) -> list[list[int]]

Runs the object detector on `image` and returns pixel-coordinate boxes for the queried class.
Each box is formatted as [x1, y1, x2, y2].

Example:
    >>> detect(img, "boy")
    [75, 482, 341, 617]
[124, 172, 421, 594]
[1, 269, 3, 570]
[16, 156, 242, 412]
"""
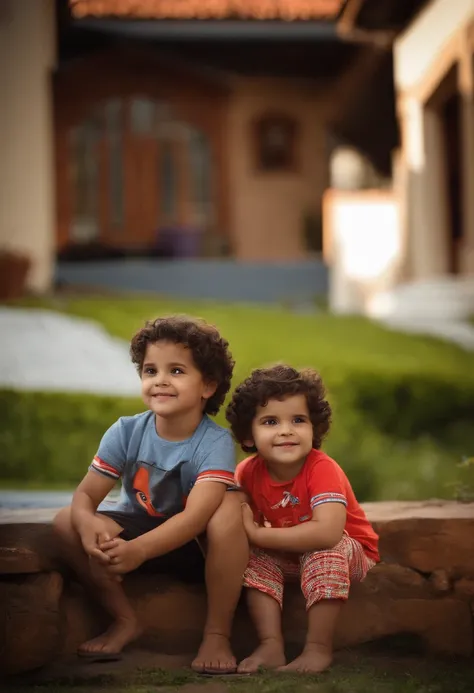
[53, 316, 248, 674]
[226, 364, 379, 674]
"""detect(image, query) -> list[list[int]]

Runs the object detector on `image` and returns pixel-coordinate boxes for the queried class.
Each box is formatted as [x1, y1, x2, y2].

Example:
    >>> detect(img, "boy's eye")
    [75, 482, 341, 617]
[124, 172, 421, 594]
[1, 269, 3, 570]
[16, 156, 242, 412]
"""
[144, 367, 156, 375]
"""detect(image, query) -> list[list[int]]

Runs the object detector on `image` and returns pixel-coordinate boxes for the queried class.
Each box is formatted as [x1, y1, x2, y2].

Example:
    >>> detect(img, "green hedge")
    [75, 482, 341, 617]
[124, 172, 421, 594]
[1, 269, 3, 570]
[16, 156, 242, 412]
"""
[331, 371, 474, 443]
[0, 390, 143, 486]
[1, 368, 471, 502]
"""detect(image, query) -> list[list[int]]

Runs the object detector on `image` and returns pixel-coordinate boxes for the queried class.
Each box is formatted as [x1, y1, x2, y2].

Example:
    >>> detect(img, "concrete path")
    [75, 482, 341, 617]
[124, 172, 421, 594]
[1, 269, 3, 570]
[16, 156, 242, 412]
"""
[0, 307, 140, 396]
[379, 316, 474, 351]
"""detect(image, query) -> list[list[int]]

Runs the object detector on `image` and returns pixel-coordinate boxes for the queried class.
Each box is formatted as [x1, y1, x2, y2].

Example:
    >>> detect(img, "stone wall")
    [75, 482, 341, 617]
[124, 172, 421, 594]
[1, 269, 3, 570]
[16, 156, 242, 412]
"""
[1, 501, 474, 676]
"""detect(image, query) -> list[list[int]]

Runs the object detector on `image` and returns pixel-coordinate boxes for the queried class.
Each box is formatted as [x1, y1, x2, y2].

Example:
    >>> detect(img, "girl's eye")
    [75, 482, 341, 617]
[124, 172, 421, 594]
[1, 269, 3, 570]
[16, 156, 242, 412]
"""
[263, 419, 277, 426]
[294, 417, 305, 424]
[171, 368, 184, 375]
[144, 368, 156, 375]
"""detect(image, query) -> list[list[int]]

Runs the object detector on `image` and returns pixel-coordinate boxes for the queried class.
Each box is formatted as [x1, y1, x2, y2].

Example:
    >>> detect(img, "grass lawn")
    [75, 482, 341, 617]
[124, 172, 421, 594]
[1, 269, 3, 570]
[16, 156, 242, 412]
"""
[16, 293, 474, 379]
[2, 293, 474, 499]
[10, 651, 474, 693]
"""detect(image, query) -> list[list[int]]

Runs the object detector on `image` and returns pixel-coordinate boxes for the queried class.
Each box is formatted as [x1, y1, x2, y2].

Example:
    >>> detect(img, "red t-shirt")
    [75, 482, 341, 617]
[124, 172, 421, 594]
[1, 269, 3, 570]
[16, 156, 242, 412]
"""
[235, 449, 379, 562]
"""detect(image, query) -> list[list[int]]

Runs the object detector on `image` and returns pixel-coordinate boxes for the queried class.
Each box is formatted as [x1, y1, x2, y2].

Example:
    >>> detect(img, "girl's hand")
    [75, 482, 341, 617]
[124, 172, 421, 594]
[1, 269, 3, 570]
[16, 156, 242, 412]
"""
[241, 503, 261, 543]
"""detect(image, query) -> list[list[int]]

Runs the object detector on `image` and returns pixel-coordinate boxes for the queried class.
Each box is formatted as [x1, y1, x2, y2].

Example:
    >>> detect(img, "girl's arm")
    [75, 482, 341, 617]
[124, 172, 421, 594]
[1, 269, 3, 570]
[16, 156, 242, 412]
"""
[242, 501, 346, 553]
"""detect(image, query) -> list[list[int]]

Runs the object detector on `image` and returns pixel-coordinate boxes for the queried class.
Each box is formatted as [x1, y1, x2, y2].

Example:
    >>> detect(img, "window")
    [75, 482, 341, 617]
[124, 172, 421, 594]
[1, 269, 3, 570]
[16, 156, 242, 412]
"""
[131, 97, 156, 135]
[105, 99, 124, 228]
[70, 118, 100, 242]
[254, 115, 298, 172]
[189, 128, 212, 223]
[160, 141, 178, 222]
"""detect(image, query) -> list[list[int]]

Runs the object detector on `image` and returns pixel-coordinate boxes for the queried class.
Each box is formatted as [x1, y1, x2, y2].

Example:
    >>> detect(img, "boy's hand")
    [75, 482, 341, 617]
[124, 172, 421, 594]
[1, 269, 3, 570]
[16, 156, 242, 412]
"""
[241, 503, 262, 544]
[79, 516, 114, 563]
[99, 537, 147, 574]
[89, 555, 122, 583]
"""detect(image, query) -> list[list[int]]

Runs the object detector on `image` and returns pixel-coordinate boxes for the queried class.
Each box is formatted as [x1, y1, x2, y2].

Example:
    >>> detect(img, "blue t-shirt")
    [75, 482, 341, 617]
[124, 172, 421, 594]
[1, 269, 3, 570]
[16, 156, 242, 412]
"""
[90, 411, 236, 517]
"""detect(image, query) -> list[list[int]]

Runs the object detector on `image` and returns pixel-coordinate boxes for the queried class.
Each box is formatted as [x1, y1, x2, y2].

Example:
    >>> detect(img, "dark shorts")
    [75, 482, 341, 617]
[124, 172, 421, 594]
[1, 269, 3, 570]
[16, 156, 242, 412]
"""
[97, 510, 205, 583]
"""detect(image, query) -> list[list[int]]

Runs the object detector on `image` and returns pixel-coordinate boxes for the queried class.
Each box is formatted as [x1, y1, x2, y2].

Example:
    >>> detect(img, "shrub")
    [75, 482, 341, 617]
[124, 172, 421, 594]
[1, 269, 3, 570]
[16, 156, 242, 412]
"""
[331, 371, 474, 444]
[0, 390, 143, 485]
[0, 384, 469, 502]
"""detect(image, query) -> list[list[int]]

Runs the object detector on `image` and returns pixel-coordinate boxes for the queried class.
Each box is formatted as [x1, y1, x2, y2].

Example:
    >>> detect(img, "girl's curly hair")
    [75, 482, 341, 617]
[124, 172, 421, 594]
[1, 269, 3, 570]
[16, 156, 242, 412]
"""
[226, 364, 331, 452]
[130, 315, 234, 416]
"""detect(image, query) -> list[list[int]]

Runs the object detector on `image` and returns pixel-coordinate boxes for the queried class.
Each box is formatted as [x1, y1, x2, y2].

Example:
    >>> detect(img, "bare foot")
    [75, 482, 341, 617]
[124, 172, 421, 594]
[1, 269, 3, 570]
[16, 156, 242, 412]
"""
[77, 617, 142, 658]
[191, 633, 237, 674]
[238, 638, 286, 674]
[277, 644, 332, 673]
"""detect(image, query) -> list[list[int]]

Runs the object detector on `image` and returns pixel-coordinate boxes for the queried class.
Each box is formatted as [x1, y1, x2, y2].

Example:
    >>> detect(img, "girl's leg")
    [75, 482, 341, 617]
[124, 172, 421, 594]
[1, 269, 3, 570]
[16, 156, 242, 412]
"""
[237, 550, 287, 673]
[279, 599, 342, 673]
[279, 535, 355, 673]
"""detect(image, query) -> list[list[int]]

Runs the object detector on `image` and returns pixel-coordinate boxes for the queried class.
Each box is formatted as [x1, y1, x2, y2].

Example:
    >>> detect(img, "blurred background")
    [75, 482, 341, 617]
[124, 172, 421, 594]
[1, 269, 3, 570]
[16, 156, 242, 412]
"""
[0, 0, 474, 507]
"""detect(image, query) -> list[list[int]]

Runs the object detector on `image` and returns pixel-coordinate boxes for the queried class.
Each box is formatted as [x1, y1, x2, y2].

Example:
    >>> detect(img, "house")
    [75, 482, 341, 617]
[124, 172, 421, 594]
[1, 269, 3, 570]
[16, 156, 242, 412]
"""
[394, 0, 474, 282]
[0, 0, 438, 304]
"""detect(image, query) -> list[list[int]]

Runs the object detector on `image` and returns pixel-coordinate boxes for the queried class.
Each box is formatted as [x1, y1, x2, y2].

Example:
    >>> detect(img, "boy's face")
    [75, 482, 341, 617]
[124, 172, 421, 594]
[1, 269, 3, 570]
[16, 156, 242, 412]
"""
[248, 394, 313, 469]
[141, 340, 216, 420]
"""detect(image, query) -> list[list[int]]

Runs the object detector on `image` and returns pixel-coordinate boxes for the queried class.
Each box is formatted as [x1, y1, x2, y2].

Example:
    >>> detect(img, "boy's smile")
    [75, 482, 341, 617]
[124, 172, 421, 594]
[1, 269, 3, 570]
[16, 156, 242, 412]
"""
[141, 341, 216, 433]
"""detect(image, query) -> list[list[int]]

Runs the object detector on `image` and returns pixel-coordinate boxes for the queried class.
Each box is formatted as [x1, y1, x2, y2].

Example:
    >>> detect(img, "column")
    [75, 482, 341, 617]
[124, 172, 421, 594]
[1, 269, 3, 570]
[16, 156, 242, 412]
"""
[0, 0, 57, 292]
[459, 34, 474, 274]
[398, 94, 450, 281]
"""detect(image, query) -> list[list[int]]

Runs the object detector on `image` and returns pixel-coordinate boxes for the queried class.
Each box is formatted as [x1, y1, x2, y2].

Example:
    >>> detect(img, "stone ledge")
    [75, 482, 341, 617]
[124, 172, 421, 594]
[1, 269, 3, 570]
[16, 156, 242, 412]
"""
[1, 500, 474, 675]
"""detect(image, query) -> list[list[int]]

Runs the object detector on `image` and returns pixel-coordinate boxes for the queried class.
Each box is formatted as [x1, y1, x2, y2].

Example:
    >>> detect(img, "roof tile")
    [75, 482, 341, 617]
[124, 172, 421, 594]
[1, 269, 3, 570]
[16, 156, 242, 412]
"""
[70, 0, 344, 21]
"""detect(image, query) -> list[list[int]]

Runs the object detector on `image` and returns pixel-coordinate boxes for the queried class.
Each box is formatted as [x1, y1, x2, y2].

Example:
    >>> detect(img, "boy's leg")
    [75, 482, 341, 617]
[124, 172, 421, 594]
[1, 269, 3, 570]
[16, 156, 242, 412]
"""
[53, 506, 141, 657]
[279, 535, 368, 673]
[191, 490, 249, 674]
[237, 550, 286, 674]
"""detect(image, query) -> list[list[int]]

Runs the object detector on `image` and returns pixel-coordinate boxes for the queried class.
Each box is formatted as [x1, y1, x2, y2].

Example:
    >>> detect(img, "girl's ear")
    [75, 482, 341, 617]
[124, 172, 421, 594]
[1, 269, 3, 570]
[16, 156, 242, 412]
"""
[243, 439, 257, 453]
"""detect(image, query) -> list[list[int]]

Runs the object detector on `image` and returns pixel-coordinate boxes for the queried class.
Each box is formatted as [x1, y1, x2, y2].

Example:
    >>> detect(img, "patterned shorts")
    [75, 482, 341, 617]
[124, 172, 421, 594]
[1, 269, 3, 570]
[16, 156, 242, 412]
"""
[243, 534, 376, 610]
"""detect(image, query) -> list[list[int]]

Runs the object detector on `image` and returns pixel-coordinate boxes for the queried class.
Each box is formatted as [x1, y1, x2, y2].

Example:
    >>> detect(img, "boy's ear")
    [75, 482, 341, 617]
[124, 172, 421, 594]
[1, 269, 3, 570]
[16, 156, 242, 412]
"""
[202, 381, 218, 400]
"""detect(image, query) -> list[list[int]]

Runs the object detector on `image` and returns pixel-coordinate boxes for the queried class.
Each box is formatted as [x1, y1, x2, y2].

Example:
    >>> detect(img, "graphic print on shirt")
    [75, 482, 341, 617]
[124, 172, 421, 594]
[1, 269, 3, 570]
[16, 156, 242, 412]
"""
[131, 460, 187, 517]
[271, 491, 300, 510]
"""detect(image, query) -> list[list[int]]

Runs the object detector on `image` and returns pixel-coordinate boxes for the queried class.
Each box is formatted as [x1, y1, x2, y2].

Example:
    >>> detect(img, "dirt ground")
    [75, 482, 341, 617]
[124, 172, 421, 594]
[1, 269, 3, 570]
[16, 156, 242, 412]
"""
[4, 645, 474, 693]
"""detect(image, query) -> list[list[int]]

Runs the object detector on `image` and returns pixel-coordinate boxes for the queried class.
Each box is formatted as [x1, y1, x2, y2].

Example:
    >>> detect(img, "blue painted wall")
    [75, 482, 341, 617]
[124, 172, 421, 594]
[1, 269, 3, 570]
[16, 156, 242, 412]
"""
[56, 259, 328, 304]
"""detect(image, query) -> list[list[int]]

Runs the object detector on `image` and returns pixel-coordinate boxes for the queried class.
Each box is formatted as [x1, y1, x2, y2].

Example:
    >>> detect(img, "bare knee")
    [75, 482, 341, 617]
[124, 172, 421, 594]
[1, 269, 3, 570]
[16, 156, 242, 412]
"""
[207, 491, 246, 543]
[52, 506, 76, 542]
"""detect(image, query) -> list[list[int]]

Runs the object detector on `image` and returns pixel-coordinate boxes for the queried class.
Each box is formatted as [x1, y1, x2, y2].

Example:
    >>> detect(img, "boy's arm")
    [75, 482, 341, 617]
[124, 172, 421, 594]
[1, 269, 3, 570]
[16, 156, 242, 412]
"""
[242, 501, 346, 553]
[71, 470, 119, 562]
[101, 480, 228, 573]
[136, 480, 227, 558]
[71, 470, 117, 531]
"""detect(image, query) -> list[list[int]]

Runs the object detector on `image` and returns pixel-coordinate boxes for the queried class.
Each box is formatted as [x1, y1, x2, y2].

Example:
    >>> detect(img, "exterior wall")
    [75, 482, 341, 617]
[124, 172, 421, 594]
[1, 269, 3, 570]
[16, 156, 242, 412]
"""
[227, 78, 327, 261]
[56, 259, 328, 303]
[0, 0, 56, 291]
[394, 0, 474, 94]
[394, 0, 474, 280]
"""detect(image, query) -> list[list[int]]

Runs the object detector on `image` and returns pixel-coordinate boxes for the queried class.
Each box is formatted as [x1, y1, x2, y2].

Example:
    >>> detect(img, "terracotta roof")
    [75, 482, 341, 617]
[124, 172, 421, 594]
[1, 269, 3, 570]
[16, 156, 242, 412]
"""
[70, 0, 345, 21]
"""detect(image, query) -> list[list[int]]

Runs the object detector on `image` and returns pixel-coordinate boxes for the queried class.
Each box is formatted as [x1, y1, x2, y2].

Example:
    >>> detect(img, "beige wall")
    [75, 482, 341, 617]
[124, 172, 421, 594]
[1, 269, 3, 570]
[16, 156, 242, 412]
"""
[0, 0, 56, 292]
[394, 0, 474, 280]
[394, 0, 474, 94]
[227, 78, 327, 261]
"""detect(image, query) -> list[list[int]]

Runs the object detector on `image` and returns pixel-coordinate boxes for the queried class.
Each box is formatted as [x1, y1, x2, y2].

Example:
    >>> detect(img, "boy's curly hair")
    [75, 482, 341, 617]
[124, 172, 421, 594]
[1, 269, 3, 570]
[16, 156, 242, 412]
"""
[130, 315, 234, 416]
[226, 364, 331, 452]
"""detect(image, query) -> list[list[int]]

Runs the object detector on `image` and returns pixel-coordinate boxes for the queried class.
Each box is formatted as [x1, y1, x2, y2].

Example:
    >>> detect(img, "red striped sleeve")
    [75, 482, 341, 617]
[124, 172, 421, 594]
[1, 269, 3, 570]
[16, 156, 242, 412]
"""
[90, 455, 121, 480]
[195, 469, 235, 486]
